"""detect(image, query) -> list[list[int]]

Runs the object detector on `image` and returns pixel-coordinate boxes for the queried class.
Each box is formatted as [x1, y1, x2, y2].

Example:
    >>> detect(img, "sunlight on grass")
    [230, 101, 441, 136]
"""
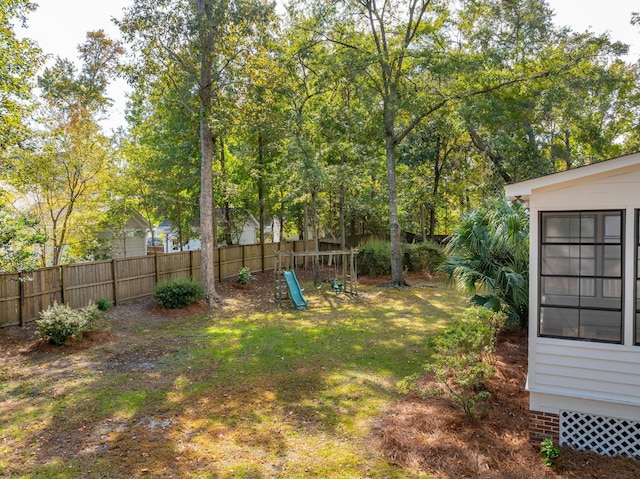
[1, 278, 464, 478]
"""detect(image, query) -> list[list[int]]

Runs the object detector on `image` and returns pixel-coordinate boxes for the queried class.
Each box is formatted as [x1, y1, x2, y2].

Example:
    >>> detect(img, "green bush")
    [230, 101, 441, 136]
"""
[154, 277, 205, 309]
[36, 301, 101, 346]
[403, 242, 445, 273]
[540, 438, 560, 468]
[96, 298, 111, 311]
[237, 266, 256, 285]
[357, 240, 391, 277]
[400, 306, 506, 420]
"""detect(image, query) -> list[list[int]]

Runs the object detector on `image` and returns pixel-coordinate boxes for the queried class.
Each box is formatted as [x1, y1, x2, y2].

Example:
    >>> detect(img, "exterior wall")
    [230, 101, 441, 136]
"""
[526, 165, 640, 452]
[238, 224, 256, 245]
[110, 235, 147, 258]
[96, 230, 147, 259]
[529, 410, 559, 443]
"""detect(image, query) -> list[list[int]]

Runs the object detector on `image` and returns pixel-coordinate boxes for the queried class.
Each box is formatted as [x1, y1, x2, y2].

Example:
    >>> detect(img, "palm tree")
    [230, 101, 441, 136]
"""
[441, 198, 529, 327]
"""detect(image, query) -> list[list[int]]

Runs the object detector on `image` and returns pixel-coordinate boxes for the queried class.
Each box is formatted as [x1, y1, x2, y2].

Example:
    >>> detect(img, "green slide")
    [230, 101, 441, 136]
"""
[282, 270, 308, 310]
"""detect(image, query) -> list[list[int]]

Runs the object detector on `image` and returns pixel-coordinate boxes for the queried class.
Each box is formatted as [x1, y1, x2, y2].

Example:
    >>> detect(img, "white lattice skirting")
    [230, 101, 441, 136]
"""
[560, 410, 640, 458]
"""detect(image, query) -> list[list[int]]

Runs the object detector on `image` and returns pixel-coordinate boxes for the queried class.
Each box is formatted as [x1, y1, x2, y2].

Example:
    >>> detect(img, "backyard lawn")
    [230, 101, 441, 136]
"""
[0, 272, 464, 479]
[2, 272, 639, 479]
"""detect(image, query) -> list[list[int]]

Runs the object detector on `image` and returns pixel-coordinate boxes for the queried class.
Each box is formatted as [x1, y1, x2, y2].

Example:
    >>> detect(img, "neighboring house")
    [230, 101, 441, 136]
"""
[505, 151, 640, 458]
[156, 210, 260, 253]
[96, 210, 150, 259]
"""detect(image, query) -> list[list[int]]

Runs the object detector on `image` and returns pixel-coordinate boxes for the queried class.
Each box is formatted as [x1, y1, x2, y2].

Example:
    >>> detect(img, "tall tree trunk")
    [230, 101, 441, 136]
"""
[420, 203, 426, 242]
[220, 138, 232, 245]
[311, 189, 320, 284]
[385, 137, 405, 286]
[339, 182, 346, 250]
[257, 133, 265, 246]
[302, 203, 308, 268]
[195, 0, 218, 306]
[564, 129, 572, 170]
[429, 158, 442, 240]
[177, 195, 183, 251]
[383, 89, 406, 286]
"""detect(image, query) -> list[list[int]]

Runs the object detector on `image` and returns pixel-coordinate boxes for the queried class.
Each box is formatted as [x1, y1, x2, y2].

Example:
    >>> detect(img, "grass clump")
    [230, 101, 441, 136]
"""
[154, 277, 205, 309]
[36, 301, 101, 345]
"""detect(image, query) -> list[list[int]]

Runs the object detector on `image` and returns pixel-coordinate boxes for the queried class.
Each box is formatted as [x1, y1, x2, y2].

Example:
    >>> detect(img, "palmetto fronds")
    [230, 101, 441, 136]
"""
[441, 198, 529, 326]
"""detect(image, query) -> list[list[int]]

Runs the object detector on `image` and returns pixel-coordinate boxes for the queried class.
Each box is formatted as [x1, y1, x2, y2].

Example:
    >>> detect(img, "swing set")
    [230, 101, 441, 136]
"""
[274, 248, 358, 302]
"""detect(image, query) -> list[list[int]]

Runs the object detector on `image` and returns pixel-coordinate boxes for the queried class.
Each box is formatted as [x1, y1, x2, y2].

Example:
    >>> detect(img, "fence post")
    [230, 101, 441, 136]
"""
[18, 271, 25, 327]
[154, 253, 160, 284]
[60, 265, 66, 305]
[218, 247, 223, 283]
[189, 250, 194, 280]
[112, 259, 118, 306]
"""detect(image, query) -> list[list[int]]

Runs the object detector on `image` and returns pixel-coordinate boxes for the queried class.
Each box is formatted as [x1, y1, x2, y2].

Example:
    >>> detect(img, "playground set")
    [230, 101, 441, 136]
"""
[274, 249, 358, 310]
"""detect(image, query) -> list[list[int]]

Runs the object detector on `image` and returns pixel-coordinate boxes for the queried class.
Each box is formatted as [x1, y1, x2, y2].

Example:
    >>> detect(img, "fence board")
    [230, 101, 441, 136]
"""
[0, 273, 21, 327]
[21, 268, 61, 324]
[244, 244, 262, 273]
[116, 256, 157, 302]
[219, 246, 244, 280]
[63, 261, 114, 309]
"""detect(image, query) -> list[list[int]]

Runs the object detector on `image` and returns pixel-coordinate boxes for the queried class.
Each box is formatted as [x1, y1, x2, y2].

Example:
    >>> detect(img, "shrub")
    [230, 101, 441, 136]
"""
[154, 277, 205, 309]
[96, 298, 111, 311]
[540, 438, 560, 468]
[403, 242, 445, 273]
[400, 306, 506, 420]
[357, 240, 391, 277]
[36, 301, 101, 346]
[237, 266, 256, 285]
[440, 197, 529, 327]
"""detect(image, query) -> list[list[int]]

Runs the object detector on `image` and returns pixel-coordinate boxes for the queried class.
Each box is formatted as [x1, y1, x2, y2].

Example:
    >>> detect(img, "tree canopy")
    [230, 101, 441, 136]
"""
[1, 0, 639, 284]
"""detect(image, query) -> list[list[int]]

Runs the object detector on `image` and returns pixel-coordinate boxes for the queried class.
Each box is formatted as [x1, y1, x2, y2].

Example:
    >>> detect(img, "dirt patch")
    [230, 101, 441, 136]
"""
[375, 330, 640, 478]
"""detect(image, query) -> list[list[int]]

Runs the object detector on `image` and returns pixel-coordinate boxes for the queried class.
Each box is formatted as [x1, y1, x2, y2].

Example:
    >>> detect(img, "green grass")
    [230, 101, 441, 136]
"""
[0, 278, 466, 478]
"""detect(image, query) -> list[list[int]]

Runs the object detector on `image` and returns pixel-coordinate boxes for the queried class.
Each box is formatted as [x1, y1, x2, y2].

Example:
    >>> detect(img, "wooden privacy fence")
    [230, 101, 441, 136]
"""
[0, 239, 337, 328]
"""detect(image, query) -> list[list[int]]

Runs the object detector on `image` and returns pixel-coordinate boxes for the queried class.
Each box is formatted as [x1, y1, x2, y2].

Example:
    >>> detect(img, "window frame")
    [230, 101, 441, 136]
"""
[635, 209, 640, 346]
[539, 210, 624, 344]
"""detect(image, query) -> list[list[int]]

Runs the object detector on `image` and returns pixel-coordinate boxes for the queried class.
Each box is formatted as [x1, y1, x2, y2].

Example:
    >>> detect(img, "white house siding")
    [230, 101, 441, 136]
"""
[525, 165, 640, 421]
[238, 224, 256, 245]
[110, 236, 147, 258]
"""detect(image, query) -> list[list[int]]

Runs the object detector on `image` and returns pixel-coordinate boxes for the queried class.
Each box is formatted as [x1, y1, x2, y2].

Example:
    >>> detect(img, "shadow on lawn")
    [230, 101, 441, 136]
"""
[2, 280, 465, 478]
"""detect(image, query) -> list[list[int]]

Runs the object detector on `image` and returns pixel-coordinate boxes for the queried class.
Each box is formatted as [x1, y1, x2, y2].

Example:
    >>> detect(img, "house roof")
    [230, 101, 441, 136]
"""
[504, 151, 640, 202]
[126, 210, 151, 230]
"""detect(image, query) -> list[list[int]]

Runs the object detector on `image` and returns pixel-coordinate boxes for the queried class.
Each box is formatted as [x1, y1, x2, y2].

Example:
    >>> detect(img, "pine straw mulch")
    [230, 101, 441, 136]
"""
[374, 330, 640, 478]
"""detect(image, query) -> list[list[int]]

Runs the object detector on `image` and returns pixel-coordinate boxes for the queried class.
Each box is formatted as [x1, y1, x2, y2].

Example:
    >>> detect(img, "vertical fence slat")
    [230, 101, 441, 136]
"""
[18, 272, 25, 327]
[112, 260, 118, 306]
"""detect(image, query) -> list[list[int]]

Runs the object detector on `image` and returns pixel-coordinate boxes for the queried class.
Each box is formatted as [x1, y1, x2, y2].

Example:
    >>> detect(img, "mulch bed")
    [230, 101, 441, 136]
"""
[374, 330, 640, 478]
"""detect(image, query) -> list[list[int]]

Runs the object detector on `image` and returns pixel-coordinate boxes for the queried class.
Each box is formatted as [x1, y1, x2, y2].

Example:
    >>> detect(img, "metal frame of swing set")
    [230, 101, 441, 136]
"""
[274, 248, 358, 301]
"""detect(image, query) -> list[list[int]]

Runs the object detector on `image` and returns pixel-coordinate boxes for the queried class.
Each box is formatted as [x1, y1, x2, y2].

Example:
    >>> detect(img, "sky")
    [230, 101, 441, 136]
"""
[17, 0, 640, 132]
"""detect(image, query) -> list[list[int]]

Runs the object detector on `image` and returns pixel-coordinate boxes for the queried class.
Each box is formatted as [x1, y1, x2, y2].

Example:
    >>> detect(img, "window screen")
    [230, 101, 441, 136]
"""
[540, 211, 623, 343]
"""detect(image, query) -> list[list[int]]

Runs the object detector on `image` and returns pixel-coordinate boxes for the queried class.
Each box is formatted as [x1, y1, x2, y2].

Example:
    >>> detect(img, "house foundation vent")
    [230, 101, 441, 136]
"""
[560, 410, 640, 458]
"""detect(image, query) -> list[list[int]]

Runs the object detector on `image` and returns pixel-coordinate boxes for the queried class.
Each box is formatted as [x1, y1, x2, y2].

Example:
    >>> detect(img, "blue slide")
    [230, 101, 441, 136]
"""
[282, 270, 308, 310]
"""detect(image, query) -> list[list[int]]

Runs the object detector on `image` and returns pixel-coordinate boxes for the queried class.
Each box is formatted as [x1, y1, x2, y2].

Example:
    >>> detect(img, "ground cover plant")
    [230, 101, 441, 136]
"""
[1, 271, 639, 478]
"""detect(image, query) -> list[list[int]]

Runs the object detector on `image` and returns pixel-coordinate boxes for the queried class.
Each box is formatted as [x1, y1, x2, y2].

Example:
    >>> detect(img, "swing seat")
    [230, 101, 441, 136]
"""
[330, 279, 343, 293]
